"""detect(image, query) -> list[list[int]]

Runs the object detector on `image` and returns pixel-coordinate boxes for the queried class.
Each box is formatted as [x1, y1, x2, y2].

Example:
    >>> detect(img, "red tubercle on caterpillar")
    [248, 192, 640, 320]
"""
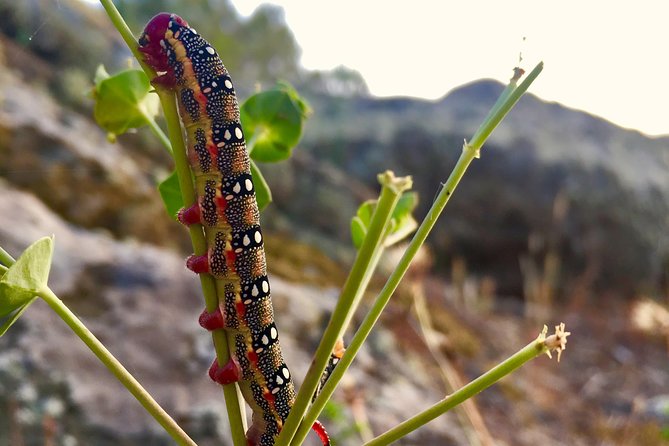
[215, 195, 228, 218]
[246, 349, 258, 364]
[186, 254, 209, 274]
[225, 250, 237, 271]
[235, 301, 246, 319]
[178, 203, 202, 226]
[262, 388, 276, 404]
[207, 142, 219, 168]
[208, 357, 242, 385]
[199, 307, 226, 331]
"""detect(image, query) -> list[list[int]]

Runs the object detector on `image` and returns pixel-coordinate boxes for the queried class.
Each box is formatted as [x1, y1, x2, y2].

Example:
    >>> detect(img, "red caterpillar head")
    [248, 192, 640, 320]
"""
[138, 12, 188, 72]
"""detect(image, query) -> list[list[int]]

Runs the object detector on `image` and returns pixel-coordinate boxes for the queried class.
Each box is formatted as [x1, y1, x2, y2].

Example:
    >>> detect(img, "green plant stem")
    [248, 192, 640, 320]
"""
[99, 0, 146, 65]
[142, 112, 172, 154]
[38, 286, 197, 446]
[278, 172, 412, 446]
[156, 65, 248, 446]
[363, 330, 554, 446]
[0, 246, 16, 267]
[97, 2, 247, 444]
[294, 63, 544, 443]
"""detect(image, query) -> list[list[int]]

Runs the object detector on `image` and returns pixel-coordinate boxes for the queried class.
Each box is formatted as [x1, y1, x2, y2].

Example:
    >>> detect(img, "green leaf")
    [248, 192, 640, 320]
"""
[158, 170, 184, 219]
[241, 82, 310, 163]
[0, 237, 54, 318]
[350, 216, 367, 250]
[93, 68, 160, 138]
[0, 297, 37, 337]
[250, 160, 272, 211]
[350, 192, 419, 249]
[93, 64, 111, 85]
[394, 191, 419, 220]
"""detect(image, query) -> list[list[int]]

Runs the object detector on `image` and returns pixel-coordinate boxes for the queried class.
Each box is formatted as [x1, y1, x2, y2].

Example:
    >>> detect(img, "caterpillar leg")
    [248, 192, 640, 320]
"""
[186, 254, 209, 274]
[199, 307, 238, 384]
[198, 307, 225, 331]
[208, 357, 241, 385]
[178, 203, 202, 226]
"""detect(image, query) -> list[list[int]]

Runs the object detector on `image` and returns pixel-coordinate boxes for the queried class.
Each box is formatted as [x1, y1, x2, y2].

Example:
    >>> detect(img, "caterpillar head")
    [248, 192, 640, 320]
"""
[138, 12, 188, 72]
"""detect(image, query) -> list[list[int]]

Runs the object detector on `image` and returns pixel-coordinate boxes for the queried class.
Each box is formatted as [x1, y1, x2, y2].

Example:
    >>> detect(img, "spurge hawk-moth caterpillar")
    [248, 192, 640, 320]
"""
[139, 13, 330, 446]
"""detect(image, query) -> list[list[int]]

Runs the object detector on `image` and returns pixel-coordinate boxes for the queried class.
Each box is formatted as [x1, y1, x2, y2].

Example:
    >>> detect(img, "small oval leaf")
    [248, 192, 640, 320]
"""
[93, 68, 160, 137]
[250, 160, 272, 211]
[241, 83, 310, 163]
[158, 170, 184, 219]
[0, 237, 54, 317]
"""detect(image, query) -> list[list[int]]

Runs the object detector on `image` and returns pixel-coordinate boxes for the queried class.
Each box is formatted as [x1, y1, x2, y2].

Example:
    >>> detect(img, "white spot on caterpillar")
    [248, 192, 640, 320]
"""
[332, 358, 339, 365]
[282, 367, 290, 379]
[271, 387, 280, 394]
[261, 335, 269, 345]
[225, 194, 234, 200]
[232, 182, 241, 194]
[256, 347, 264, 353]
[191, 28, 198, 34]
[235, 247, 242, 254]
[198, 49, 203, 54]
[251, 285, 259, 297]
[244, 299, 252, 305]
[212, 81, 218, 87]
[245, 178, 253, 191]
[270, 326, 278, 339]
[276, 376, 284, 385]
[174, 30, 181, 38]
[254, 230, 262, 244]
[224, 79, 233, 89]
[168, 21, 173, 27]
[262, 280, 269, 293]
[217, 142, 226, 148]
[243, 234, 251, 246]
[224, 129, 232, 140]
[235, 126, 243, 139]
[206, 46, 215, 55]
[203, 87, 212, 93]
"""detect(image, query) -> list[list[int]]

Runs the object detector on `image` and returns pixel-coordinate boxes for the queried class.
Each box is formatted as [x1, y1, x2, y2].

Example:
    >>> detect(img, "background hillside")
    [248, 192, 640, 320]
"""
[0, 1, 668, 445]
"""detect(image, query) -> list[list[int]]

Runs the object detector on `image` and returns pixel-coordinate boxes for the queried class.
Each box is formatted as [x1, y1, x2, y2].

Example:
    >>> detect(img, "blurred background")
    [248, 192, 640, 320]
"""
[0, 0, 668, 445]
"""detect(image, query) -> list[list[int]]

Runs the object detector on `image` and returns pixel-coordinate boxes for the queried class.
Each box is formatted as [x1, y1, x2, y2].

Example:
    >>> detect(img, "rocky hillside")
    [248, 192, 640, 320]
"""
[1, 2, 668, 445]
[259, 81, 669, 297]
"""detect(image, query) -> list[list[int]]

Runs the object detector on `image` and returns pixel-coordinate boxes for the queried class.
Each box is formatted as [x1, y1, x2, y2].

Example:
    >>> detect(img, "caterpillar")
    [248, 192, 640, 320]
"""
[139, 13, 329, 446]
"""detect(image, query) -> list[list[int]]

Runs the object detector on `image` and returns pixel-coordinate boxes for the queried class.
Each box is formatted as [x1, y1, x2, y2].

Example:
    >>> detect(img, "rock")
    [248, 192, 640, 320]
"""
[0, 69, 180, 247]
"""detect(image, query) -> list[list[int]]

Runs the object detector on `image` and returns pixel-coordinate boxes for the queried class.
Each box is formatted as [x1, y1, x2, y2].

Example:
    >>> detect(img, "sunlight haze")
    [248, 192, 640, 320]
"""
[234, 0, 669, 137]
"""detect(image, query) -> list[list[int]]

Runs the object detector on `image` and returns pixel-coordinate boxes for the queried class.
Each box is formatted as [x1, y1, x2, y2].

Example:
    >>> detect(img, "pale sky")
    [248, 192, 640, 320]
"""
[233, 0, 669, 137]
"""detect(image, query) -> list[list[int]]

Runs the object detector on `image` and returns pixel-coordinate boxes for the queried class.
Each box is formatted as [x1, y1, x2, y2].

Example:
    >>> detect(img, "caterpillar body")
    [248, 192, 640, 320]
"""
[139, 13, 329, 446]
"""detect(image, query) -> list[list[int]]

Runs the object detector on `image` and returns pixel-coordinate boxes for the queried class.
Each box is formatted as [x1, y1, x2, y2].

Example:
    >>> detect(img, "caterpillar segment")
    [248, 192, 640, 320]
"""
[139, 13, 329, 446]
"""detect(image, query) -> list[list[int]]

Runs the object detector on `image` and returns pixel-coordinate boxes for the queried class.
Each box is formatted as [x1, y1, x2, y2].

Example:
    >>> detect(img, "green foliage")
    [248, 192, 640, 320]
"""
[250, 160, 272, 211]
[157, 170, 183, 219]
[351, 192, 419, 249]
[241, 82, 311, 162]
[0, 237, 54, 335]
[92, 66, 160, 141]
